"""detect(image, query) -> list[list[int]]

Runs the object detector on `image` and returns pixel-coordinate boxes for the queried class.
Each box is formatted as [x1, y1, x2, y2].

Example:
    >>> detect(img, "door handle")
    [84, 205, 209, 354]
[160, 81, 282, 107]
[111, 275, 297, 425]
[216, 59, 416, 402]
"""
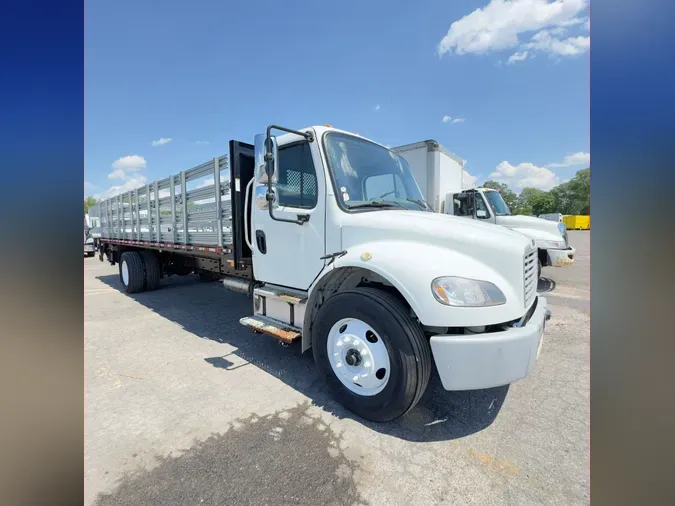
[255, 230, 267, 254]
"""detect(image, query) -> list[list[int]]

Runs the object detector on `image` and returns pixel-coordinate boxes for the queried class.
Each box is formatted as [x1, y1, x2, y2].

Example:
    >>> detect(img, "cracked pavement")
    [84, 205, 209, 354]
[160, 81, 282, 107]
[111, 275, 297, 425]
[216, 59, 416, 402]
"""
[85, 231, 589, 505]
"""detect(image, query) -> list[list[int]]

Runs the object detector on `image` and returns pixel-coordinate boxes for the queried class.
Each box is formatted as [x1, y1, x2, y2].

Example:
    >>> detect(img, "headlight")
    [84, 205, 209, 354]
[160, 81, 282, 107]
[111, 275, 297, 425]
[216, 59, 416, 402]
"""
[557, 223, 568, 245]
[431, 276, 506, 307]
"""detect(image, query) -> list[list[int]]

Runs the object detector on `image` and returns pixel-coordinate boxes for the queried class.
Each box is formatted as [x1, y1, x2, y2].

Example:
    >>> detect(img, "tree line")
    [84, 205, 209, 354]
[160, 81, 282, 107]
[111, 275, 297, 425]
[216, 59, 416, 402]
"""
[481, 167, 589, 216]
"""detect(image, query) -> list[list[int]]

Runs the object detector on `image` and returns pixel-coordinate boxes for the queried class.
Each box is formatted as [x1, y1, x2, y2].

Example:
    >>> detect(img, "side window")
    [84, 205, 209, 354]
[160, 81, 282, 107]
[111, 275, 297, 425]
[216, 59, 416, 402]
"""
[475, 193, 491, 219]
[276, 142, 317, 209]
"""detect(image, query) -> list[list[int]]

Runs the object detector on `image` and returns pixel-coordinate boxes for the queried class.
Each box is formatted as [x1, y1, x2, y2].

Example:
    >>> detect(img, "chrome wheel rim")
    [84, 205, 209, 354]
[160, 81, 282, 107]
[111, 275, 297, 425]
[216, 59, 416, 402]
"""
[327, 318, 390, 396]
[121, 260, 129, 286]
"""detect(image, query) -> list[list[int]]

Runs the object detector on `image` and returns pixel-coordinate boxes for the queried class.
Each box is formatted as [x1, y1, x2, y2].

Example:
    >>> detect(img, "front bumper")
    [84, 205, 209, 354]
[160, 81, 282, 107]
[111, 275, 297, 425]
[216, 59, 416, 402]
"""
[84, 244, 96, 253]
[548, 246, 575, 267]
[430, 297, 550, 390]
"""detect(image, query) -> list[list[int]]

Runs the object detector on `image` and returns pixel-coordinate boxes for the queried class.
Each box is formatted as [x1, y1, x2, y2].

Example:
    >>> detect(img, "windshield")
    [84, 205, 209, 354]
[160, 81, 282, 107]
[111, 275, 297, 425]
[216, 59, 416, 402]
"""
[484, 190, 511, 216]
[324, 133, 428, 211]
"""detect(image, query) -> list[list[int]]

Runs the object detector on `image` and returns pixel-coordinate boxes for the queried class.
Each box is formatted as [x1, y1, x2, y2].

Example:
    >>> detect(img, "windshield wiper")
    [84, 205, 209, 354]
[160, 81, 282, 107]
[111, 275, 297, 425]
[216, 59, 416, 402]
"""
[348, 200, 407, 210]
[405, 198, 430, 210]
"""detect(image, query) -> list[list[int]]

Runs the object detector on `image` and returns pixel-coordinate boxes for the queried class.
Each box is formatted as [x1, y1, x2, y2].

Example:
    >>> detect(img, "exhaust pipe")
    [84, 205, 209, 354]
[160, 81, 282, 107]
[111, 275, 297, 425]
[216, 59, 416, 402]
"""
[222, 276, 250, 294]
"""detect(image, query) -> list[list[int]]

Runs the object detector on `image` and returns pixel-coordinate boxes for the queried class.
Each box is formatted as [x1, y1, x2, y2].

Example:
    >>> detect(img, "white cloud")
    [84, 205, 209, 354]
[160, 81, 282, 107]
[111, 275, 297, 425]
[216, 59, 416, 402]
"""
[548, 151, 590, 167]
[442, 115, 464, 124]
[507, 50, 531, 64]
[152, 137, 173, 147]
[99, 155, 148, 197]
[108, 155, 146, 180]
[107, 168, 127, 180]
[375, 104, 381, 111]
[524, 29, 589, 56]
[95, 175, 148, 200]
[462, 169, 478, 189]
[110, 155, 146, 174]
[437, 0, 588, 60]
[488, 160, 560, 191]
[196, 140, 210, 145]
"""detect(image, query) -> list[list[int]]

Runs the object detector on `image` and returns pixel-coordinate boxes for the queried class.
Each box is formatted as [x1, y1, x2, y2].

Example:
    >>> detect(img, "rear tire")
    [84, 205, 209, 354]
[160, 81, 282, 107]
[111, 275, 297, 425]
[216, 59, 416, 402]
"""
[140, 251, 161, 291]
[312, 287, 431, 422]
[119, 252, 146, 293]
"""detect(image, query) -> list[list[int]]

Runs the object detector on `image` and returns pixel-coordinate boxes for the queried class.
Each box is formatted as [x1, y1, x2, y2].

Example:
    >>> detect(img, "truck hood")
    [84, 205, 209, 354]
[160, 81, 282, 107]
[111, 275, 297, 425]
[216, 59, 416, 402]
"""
[337, 210, 536, 322]
[341, 210, 533, 261]
[495, 215, 564, 242]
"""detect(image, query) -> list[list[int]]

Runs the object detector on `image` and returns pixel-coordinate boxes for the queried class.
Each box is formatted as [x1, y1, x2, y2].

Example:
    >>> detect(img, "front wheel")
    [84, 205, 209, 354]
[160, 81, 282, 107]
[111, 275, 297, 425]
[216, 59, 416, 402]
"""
[312, 288, 431, 422]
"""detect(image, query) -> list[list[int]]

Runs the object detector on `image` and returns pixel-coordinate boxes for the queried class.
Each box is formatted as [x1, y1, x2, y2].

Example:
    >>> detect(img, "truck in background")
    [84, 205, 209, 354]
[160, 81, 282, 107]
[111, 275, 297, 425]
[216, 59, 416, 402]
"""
[538, 213, 563, 223]
[84, 212, 102, 257]
[93, 125, 551, 423]
[392, 140, 575, 278]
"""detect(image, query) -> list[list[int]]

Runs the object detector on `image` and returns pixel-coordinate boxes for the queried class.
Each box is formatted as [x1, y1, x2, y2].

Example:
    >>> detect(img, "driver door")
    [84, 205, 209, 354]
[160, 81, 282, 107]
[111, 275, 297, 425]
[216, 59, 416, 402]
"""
[251, 132, 326, 290]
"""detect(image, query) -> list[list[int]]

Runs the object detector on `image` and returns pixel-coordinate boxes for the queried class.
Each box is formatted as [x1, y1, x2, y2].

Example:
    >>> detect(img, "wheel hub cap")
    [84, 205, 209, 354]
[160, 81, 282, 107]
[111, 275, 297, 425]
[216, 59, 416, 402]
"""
[345, 349, 362, 367]
[327, 318, 391, 396]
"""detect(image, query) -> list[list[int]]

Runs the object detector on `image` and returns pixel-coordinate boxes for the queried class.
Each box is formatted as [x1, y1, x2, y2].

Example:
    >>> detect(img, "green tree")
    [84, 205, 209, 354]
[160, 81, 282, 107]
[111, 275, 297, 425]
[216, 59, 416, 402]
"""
[519, 187, 556, 216]
[551, 168, 590, 215]
[84, 196, 97, 213]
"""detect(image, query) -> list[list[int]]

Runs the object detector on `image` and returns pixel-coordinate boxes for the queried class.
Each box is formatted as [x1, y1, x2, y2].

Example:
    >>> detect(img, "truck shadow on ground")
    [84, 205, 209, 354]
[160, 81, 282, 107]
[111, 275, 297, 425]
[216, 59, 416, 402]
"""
[97, 274, 511, 443]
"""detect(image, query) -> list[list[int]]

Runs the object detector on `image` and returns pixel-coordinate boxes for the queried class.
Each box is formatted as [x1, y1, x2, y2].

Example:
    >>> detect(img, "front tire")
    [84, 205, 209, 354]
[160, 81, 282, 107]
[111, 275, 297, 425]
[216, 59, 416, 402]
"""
[312, 288, 431, 422]
[119, 252, 146, 293]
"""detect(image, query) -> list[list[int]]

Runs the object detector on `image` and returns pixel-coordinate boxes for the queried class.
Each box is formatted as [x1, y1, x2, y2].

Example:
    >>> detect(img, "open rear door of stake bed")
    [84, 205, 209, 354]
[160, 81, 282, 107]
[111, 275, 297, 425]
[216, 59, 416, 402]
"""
[96, 145, 257, 292]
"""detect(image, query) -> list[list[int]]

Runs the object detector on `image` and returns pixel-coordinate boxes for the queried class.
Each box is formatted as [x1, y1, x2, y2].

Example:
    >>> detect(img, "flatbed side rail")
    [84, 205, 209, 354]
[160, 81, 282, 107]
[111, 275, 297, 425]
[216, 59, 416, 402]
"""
[92, 155, 232, 248]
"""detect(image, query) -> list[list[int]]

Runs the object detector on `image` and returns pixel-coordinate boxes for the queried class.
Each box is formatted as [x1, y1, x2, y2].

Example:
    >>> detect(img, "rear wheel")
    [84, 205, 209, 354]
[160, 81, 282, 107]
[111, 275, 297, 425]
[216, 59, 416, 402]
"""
[312, 288, 431, 422]
[119, 252, 146, 293]
[139, 251, 161, 291]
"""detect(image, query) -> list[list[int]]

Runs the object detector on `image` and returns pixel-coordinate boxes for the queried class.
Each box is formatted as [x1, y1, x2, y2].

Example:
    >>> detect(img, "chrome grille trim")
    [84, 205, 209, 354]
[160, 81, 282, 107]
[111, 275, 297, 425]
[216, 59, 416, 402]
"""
[524, 248, 538, 308]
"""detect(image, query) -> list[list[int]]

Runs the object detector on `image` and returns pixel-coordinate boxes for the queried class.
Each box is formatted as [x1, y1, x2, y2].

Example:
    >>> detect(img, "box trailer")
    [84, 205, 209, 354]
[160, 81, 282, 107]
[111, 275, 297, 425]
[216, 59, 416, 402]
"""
[95, 125, 550, 422]
[393, 140, 576, 276]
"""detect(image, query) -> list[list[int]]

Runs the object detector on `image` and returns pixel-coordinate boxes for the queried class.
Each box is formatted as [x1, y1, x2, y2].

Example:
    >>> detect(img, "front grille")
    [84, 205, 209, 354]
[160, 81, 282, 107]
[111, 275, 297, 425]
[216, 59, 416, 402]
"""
[524, 248, 537, 308]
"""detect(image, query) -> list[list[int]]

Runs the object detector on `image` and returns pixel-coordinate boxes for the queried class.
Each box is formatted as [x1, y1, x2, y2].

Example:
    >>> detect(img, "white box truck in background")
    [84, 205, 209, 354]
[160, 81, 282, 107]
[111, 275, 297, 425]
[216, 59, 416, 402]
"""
[393, 140, 575, 278]
[538, 213, 563, 223]
[92, 125, 551, 422]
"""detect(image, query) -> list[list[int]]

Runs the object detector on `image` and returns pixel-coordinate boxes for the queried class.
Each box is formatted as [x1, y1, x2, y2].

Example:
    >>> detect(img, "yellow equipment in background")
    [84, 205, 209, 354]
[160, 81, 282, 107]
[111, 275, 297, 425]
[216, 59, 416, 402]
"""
[563, 215, 590, 230]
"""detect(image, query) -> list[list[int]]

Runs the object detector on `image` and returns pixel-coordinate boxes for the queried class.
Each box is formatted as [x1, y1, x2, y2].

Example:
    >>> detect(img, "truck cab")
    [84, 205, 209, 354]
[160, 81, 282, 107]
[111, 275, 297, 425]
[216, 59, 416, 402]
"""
[452, 188, 575, 273]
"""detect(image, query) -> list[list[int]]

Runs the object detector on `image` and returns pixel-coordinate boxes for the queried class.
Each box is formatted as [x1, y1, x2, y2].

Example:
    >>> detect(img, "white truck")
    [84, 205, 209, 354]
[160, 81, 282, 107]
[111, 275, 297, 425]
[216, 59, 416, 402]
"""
[84, 213, 102, 257]
[94, 125, 550, 422]
[392, 140, 575, 278]
[538, 213, 564, 223]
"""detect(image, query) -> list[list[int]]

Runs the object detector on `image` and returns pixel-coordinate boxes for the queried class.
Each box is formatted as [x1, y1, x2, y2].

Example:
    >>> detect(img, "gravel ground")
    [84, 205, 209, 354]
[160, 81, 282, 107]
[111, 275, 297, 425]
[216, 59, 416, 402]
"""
[85, 230, 589, 506]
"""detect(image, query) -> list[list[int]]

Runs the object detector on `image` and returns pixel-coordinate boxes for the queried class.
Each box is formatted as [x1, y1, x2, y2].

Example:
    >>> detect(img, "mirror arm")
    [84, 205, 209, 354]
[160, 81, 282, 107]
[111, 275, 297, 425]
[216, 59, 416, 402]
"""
[265, 125, 313, 226]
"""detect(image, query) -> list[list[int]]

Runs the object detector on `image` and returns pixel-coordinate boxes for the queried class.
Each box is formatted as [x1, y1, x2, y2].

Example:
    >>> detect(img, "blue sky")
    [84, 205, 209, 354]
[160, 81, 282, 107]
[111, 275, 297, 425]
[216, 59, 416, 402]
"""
[85, 0, 589, 199]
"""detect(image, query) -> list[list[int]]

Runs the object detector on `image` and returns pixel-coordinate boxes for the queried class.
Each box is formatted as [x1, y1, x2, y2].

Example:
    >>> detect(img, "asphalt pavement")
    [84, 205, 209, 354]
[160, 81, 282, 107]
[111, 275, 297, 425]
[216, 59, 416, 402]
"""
[85, 230, 589, 505]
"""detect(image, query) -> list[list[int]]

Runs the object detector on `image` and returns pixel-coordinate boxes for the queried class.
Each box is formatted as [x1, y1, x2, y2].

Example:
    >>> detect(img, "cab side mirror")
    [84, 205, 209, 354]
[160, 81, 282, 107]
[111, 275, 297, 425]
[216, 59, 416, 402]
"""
[254, 133, 278, 184]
